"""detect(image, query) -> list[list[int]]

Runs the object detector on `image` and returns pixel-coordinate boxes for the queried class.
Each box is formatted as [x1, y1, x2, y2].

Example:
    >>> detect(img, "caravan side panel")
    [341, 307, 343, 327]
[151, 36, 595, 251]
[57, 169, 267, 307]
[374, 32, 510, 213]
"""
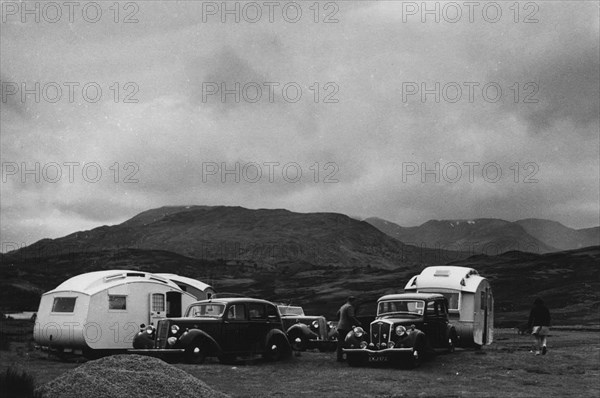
[34, 292, 89, 348]
[86, 282, 198, 350]
[86, 282, 152, 350]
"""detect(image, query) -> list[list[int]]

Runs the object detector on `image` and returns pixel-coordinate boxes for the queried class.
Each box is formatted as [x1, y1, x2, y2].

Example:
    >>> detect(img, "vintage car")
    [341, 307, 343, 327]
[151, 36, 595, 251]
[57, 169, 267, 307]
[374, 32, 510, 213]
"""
[277, 305, 337, 352]
[343, 293, 457, 368]
[131, 297, 292, 363]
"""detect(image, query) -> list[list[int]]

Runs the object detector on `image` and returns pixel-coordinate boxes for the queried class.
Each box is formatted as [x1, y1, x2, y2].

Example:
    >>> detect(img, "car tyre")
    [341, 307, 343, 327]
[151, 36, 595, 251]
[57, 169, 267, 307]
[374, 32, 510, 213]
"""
[447, 331, 457, 354]
[185, 339, 207, 364]
[407, 344, 423, 369]
[263, 336, 291, 362]
[289, 330, 307, 352]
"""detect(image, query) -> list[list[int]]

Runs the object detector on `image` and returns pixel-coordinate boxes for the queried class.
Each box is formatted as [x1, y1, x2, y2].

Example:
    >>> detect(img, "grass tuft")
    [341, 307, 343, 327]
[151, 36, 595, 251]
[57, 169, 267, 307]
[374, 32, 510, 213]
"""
[0, 367, 43, 398]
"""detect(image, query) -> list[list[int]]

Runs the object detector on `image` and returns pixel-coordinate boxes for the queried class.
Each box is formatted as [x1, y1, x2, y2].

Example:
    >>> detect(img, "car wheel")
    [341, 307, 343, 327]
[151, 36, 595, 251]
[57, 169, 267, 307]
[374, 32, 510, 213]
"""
[447, 332, 457, 354]
[264, 336, 290, 361]
[407, 345, 423, 369]
[289, 331, 307, 352]
[185, 339, 207, 364]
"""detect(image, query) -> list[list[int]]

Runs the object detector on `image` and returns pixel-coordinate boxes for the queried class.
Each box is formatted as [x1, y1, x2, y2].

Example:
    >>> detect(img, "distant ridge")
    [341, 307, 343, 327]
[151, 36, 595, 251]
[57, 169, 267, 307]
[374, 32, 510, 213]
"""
[365, 217, 599, 254]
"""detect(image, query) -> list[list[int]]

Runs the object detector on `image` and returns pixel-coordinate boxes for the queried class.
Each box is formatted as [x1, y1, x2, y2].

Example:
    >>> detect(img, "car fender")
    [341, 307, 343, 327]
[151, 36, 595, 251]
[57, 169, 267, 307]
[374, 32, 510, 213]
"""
[176, 329, 221, 355]
[343, 327, 368, 348]
[406, 328, 425, 347]
[287, 323, 318, 339]
[264, 328, 290, 347]
[132, 331, 155, 349]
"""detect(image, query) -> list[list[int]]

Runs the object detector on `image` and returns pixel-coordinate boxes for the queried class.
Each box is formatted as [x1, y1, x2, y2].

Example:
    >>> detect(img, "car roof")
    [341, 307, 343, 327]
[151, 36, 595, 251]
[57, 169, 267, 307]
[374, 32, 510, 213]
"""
[191, 297, 276, 306]
[378, 292, 445, 301]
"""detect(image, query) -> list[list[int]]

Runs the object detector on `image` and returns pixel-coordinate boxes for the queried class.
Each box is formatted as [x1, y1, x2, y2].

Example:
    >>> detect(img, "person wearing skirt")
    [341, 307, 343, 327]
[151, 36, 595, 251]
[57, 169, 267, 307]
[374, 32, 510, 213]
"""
[528, 298, 551, 355]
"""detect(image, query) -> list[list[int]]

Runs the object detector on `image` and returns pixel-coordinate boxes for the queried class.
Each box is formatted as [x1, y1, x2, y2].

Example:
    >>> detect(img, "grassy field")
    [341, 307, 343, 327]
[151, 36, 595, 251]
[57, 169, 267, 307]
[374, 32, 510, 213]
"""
[1, 323, 598, 397]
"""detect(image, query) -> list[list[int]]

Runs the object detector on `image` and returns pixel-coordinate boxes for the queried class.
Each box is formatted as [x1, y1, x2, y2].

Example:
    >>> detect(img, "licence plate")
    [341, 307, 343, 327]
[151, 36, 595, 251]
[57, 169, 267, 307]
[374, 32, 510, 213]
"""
[368, 356, 388, 362]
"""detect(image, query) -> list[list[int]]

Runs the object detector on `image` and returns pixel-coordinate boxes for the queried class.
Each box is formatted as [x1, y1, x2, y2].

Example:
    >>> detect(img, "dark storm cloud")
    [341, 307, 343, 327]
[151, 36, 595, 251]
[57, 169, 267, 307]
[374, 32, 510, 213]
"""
[0, 1, 598, 247]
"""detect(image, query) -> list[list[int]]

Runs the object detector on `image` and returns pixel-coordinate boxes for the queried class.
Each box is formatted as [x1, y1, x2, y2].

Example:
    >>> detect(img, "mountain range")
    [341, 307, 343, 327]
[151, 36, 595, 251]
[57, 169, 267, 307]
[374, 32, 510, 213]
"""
[10, 206, 469, 270]
[1, 205, 598, 326]
[365, 217, 599, 254]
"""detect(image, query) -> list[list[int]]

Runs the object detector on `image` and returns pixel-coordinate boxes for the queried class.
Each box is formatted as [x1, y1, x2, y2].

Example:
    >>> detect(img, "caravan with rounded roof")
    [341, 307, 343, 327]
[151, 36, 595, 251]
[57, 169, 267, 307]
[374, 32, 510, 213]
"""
[33, 270, 214, 357]
[404, 266, 493, 347]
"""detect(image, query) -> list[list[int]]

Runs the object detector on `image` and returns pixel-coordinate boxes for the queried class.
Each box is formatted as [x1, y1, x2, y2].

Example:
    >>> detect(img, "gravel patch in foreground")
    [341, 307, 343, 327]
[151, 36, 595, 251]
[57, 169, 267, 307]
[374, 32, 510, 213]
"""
[36, 354, 229, 398]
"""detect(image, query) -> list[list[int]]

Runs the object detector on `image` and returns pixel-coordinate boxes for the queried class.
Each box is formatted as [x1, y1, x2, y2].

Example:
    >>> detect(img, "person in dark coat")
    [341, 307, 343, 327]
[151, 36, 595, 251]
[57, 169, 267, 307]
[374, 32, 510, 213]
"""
[527, 297, 551, 355]
[335, 296, 362, 362]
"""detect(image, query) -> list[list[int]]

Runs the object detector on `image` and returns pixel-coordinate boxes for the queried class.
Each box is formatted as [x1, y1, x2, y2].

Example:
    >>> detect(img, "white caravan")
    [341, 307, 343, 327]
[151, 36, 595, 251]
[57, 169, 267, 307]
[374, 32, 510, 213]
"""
[33, 270, 210, 356]
[404, 266, 494, 347]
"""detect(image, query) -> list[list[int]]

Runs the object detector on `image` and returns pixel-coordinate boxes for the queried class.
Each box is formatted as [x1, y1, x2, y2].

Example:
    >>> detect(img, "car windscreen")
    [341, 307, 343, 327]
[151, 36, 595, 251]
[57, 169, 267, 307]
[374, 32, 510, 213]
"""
[278, 306, 305, 316]
[186, 303, 226, 317]
[377, 300, 424, 317]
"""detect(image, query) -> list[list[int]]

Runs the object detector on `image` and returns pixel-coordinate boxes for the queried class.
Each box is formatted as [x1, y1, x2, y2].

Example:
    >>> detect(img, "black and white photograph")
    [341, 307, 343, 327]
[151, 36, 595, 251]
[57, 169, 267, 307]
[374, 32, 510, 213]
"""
[1, 1, 599, 396]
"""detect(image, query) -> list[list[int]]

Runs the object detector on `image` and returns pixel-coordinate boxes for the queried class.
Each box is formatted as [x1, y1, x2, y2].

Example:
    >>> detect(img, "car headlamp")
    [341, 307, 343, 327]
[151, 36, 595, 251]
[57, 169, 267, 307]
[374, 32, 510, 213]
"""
[170, 325, 180, 335]
[353, 327, 364, 338]
[395, 325, 407, 336]
[167, 336, 177, 346]
[145, 325, 154, 334]
[312, 320, 319, 329]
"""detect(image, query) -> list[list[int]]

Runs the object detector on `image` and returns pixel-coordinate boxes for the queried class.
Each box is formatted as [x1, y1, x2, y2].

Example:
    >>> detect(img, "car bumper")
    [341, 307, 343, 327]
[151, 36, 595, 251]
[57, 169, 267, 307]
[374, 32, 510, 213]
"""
[343, 347, 414, 362]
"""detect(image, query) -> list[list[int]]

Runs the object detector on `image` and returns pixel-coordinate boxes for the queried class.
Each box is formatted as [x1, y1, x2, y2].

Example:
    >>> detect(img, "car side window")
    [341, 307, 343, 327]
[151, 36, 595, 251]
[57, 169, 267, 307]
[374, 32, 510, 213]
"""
[248, 303, 266, 320]
[439, 301, 448, 317]
[266, 304, 279, 319]
[226, 304, 247, 321]
[425, 301, 436, 316]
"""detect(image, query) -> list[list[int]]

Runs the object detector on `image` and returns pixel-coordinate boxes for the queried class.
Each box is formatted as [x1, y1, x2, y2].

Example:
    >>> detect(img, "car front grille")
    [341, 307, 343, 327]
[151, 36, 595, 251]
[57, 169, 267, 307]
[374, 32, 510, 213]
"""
[371, 321, 391, 348]
[156, 320, 170, 348]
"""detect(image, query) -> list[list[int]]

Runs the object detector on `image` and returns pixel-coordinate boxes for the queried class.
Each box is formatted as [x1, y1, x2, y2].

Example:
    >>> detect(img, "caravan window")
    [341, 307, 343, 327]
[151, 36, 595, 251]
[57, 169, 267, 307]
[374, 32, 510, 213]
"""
[109, 295, 127, 310]
[420, 290, 460, 311]
[442, 293, 460, 311]
[151, 294, 165, 312]
[52, 297, 76, 312]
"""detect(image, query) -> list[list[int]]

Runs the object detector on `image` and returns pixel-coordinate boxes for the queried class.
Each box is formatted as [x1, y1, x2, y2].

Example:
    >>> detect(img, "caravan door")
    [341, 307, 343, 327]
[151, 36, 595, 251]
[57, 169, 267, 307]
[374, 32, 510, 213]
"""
[474, 287, 493, 346]
[149, 293, 166, 326]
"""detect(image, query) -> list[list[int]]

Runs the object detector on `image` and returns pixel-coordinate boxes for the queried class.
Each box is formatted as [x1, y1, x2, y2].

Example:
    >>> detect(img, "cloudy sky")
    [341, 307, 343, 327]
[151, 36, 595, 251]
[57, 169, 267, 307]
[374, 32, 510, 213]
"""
[1, 1, 598, 249]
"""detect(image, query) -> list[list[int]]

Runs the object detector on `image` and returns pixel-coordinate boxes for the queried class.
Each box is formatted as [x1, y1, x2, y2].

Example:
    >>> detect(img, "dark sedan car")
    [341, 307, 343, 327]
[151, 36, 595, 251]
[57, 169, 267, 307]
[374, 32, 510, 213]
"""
[278, 305, 337, 352]
[132, 297, 292, 363]
[343, 293, 457, 368]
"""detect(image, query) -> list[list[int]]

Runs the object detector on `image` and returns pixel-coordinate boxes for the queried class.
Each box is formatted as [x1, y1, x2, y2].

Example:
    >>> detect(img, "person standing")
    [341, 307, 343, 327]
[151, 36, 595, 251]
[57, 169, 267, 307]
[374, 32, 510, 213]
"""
[527, 297, 551, 355]
[336, 296, 362, 362]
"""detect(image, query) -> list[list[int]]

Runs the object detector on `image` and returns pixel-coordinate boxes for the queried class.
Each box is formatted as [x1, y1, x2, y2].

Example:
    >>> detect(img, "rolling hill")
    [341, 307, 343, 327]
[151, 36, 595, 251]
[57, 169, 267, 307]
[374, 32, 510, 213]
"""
[10, 206, 468, 270]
